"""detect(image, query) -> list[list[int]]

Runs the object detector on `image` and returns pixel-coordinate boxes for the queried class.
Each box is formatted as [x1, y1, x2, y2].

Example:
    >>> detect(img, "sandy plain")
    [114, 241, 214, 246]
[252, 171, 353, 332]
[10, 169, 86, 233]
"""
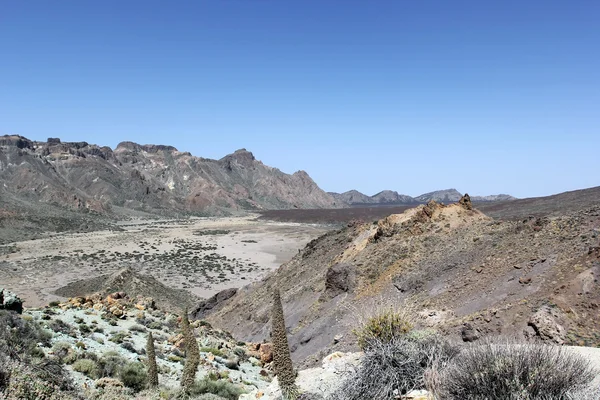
[0, 215, 330, 307]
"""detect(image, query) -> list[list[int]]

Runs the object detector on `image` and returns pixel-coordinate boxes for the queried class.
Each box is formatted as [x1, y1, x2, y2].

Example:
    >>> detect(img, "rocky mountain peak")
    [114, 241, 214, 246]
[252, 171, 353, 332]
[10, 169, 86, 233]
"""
[219, 148, 257, 169]
[115, 141, 178, 153]
[0, 134, 34, 149]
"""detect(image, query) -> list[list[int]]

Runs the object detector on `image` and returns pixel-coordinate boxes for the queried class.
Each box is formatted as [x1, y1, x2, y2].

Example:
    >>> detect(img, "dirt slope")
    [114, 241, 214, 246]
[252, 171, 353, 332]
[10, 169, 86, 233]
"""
[206, 196, 600, 367]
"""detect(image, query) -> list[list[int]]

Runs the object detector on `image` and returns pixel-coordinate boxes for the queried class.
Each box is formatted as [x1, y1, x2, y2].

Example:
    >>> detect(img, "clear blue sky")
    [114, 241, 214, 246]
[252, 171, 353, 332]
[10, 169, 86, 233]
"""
[1, 1, 598, 198]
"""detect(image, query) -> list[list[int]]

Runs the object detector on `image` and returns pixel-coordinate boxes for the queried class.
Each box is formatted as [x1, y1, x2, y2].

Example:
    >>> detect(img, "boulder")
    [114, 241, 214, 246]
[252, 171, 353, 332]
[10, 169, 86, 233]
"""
[461, 323, 479, 342]
[0, 288, 23, 314]
[322, 263, 356, 299]
[259, 343, 274, 363]
[527, 306, 566, 344]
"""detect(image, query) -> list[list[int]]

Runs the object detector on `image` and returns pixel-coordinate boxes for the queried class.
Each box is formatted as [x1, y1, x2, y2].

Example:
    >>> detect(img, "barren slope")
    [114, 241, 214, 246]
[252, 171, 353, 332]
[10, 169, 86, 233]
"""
[206, 196, 600, 367]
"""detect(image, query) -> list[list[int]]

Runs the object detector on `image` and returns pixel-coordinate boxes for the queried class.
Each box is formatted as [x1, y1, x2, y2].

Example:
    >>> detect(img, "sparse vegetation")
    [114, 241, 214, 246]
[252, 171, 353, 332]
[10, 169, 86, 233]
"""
[187, 377, 245, 400]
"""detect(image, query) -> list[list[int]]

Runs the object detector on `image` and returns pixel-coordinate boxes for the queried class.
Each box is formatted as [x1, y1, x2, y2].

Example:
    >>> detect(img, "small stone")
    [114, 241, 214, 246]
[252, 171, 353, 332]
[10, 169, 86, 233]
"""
[519, 277, 532, 285]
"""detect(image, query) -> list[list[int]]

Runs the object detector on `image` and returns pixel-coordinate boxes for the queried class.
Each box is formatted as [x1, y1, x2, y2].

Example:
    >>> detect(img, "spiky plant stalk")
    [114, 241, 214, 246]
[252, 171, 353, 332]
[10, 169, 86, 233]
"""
[146, 331, 159, 388]
[180, 308, 200, 392]
[272, 289, 299, 400]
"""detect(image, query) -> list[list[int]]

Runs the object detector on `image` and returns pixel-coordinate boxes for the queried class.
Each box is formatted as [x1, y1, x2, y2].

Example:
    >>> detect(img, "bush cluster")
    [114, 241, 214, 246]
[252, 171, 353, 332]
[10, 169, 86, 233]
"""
[438, 341, 596, 399]
[332, 310, 598, 400]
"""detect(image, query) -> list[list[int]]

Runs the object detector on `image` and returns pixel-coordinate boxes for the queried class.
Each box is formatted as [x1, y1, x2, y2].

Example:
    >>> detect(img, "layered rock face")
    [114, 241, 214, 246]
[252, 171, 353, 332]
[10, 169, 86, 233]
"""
[0, 135, 339, 215]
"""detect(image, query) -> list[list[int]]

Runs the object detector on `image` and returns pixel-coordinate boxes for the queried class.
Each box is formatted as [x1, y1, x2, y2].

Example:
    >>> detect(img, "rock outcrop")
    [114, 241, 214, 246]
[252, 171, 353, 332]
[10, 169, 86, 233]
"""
[190, 288, 238, 320]
[0, 288, 23, 313]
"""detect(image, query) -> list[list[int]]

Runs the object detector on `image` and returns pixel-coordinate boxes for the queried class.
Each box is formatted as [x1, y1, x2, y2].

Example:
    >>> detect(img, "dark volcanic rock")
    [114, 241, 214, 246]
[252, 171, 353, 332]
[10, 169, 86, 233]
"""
[190, 288, 238, 320]
[461, 323, 479, 342]
[322, 263, 356, 299]
[459, 193, 473, 210]
[0, 288, 24, 314]
[0, 135, 33, 149]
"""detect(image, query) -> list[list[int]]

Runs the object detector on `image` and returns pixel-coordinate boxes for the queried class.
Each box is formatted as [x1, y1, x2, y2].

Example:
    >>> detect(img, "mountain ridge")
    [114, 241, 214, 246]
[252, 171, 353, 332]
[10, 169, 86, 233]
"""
[330, 188, 516, 205]
[0, 135, 340, 216]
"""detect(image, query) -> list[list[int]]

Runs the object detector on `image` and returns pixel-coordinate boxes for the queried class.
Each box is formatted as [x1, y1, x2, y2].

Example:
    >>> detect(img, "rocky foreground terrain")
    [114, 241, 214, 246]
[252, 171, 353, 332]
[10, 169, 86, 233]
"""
[207, 195, 600, 368]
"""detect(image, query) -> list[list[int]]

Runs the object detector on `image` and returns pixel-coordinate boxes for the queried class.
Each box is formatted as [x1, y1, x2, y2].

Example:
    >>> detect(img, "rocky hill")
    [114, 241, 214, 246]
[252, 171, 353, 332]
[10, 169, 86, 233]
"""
[414, 188, 463, 203]
[371, 190, 416, 204]
[205, 195, 600, 367]
[328, 190, 376, 205]
[0, 135, 339, 217]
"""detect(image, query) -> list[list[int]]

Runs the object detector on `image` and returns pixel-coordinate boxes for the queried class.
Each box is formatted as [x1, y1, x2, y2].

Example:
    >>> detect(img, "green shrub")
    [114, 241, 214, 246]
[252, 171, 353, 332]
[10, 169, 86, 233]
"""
[49, 301, 61, 307]
[51, 341, 73, 362]
[119, 361, 148, 392]
[200, 347, 225, 358]
[109, 332, 128, 343]
[130, 324, 146, 332]
[188, 377, 245, 400]
[353, 308, 413, 350]
[72, 358, 100, 379]
[97, 351, 127, 378]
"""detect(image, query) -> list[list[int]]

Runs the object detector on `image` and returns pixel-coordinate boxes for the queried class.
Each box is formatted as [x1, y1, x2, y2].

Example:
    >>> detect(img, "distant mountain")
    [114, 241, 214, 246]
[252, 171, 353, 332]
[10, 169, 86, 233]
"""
[471, 194, 516, 202]
[371, 190, 416, 204]
[0, 135, 339, 216]
[329, 189, 416, 205]
[415, 189, 516, 203]
[328, 190, 375, 205]
[331, 187, 516, 206]
[414, 188, 463, 203]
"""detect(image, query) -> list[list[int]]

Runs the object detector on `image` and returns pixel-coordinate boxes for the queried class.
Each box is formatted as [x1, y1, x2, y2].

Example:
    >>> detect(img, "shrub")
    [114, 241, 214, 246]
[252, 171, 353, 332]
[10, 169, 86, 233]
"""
[119, 361, 148, 392]
[72, 358, 100, 379]
[329, 332, 457, 400]
[200, 347, 225, 358]
[188, 377, 245, 400]
[47, 318, 72, 334]
[109, 332, 128, 343]
[97, 351, 127, 378]
[438, 341, 596, 399]
[130, 324, 146, 332]
[121, 341, 138, 353]
[352, 307, 412, 350]
[48, 301, 61, 307]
